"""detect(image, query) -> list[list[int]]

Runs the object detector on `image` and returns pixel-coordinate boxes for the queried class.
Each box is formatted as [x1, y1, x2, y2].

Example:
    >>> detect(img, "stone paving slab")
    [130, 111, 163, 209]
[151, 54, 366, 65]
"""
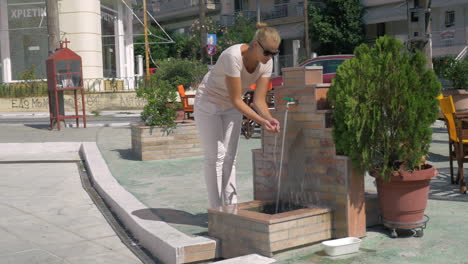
[0, 162, 141, 264]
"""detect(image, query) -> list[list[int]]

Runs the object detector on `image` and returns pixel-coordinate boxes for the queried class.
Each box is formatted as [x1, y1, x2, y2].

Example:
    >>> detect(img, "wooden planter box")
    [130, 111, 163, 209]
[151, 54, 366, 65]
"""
[131, 121, 202, 161]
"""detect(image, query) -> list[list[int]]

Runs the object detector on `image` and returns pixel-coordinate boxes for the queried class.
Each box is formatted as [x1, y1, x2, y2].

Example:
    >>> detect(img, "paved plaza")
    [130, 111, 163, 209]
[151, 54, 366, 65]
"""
[0, 117, 468, 263]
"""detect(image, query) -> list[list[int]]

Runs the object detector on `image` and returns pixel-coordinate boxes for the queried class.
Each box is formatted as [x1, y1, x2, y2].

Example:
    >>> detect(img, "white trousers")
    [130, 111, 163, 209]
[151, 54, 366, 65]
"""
[194, 96, 242, 208]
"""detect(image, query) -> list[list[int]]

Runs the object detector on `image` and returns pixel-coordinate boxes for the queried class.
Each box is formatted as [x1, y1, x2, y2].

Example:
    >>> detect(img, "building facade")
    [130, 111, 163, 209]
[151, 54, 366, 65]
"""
[0, 0, 136, 84]
[153, 0, 309, 70]
[363, 0, 468, 58]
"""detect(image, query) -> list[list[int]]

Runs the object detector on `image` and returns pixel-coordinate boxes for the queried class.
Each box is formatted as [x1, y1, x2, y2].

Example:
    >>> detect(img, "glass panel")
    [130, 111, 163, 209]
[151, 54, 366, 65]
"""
[0, 39, 2, 83]
[325, 59, 346, 74]
[56, 73, 81, 88]
[101, 4, 117, 78]
[71, 73, 82, 87]
[56, 60, 67, 74]
[8, 0, 48, 80]
[305, 61, 325, 67]
[69, 60, 81, 73]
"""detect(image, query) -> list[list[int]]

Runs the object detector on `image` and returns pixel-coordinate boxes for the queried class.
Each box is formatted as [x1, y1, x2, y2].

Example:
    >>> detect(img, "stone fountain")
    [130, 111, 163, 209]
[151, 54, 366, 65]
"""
[208, 66, 366, 258]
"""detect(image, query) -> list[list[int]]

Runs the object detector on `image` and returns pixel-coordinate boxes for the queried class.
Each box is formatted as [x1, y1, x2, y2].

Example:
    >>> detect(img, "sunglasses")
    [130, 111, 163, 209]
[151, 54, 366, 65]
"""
[257, 41, 279, 57]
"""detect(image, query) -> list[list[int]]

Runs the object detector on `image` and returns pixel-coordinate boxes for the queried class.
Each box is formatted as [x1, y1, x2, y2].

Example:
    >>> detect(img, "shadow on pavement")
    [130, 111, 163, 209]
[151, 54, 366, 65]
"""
[132, 208, 208, 228]
[113, 148, 139, 161]
[427, 152, 449, 162]
[429, 167, 468, 202]
[24, 124, 51, 130]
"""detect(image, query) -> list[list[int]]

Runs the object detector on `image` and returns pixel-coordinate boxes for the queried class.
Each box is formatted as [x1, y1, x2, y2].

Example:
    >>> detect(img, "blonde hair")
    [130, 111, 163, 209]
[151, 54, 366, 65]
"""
[252, 22, 281, 45]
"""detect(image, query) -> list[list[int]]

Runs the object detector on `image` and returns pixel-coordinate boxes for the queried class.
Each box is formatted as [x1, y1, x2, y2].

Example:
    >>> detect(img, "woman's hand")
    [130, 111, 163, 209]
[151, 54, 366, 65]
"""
[261, 118, 280, 133]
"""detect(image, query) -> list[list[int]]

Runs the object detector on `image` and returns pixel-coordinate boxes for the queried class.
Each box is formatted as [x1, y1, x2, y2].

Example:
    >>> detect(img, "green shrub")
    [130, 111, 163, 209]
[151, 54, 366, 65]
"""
[328, 36, 441, 181]
[154, 58, 207, 89]
[136, 58, 207, 128]
[0, 81, 48, 98]
[434, 56, 468, 89]
[137, 77, 178, 128]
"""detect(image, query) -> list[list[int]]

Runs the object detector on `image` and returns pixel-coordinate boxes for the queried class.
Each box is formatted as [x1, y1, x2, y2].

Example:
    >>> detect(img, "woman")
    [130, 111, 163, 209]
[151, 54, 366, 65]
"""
[194, 23, 281, 208]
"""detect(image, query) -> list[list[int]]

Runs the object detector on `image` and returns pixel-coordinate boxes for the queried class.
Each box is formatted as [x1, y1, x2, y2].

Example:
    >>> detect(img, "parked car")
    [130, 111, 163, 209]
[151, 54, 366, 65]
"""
[271, 54, 354, 86]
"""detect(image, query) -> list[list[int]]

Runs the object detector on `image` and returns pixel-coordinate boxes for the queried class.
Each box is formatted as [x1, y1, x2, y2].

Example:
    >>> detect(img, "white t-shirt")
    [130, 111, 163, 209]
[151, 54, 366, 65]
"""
[197, 44, 273, 109]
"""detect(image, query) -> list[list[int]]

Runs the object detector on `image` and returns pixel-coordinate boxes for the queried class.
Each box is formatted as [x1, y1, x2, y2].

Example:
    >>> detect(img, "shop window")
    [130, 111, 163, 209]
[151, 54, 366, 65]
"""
[7, 0, 48, 80]
[101, 4, 117, 78]
[445, 11, 455, 27]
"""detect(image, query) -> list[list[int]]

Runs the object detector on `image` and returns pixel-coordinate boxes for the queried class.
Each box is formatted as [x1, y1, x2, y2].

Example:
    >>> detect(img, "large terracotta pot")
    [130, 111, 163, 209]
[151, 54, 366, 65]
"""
[374, 165, 437, 228]
[442, 90, 468, 112]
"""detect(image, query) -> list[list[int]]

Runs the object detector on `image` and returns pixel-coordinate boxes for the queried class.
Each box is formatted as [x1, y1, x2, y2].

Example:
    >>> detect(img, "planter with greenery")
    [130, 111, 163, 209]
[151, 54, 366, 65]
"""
[434, 56, 468, 111]
[328, 36, 441, 237]
[131, 59, 207, 161]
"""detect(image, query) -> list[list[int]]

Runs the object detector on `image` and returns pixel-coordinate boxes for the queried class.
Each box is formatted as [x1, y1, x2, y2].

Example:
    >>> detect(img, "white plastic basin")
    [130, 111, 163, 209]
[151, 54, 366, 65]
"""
[321, 237, 362, 256]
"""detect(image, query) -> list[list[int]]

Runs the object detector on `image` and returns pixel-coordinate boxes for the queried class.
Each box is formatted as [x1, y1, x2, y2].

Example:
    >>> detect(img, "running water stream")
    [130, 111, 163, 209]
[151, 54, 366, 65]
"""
[275, 98, 297, 214]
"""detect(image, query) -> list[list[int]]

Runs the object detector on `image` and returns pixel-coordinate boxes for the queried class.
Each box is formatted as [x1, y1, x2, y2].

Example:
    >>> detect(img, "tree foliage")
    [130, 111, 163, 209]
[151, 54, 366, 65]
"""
[433, 56, 468, 89]
[134, 15, 256, 63]
[308, 0, 365, 55]
[327, 36, 441, 181]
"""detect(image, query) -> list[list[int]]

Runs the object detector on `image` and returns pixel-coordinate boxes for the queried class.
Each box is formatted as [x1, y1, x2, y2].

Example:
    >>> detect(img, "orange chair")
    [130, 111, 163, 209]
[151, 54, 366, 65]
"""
[177, 85, 195, 120]
[438, 95, 468, 193]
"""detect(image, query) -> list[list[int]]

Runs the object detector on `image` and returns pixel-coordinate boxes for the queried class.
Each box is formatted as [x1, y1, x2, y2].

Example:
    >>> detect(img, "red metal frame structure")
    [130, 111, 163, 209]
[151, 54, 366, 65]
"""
[46, 39, 86, 130]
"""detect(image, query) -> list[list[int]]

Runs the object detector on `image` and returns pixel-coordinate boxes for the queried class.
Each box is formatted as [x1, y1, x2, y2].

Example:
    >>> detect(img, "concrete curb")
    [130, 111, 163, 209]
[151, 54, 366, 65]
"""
[80, 142, 218, 264]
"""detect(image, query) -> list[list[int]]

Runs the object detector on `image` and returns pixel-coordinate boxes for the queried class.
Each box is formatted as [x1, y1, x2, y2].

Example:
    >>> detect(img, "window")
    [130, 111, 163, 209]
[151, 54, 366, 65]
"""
[411, 11, 419, 22]
[445, 11, 455, 27]
[377, 23, 386, 37]
[325, 60, 346, 74]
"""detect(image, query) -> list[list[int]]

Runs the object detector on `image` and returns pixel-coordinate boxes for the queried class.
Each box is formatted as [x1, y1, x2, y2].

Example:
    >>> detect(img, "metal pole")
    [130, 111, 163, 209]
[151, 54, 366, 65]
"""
[46, 0, 65, 122]
[304, 0, 311, 59]
[256, 0, 261, 23]
[200, 0, 207, 63]
[143, 0, 150, 80]
[46, 0, 60, 55]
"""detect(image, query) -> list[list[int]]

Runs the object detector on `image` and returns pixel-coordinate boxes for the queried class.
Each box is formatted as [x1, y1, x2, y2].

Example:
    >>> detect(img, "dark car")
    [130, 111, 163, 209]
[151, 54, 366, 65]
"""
[271, 54, 354, 86]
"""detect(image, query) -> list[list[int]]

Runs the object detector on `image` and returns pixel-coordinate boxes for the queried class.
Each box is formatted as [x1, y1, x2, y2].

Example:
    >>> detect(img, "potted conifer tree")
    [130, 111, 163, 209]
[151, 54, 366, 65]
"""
[328, 36, 441, 237]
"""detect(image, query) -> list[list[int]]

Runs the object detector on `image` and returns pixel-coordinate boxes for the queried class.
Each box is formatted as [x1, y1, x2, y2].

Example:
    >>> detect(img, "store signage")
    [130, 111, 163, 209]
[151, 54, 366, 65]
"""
[10, 8, 46, 19]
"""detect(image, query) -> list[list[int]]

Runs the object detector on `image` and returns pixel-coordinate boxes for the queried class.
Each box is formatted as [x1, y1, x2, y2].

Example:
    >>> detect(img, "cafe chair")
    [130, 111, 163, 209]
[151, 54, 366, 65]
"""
[438, 95, 468, 193]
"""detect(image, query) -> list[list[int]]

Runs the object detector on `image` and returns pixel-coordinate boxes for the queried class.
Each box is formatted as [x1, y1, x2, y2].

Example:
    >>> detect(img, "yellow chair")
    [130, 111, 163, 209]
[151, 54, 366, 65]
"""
[438, 95, 468, 193]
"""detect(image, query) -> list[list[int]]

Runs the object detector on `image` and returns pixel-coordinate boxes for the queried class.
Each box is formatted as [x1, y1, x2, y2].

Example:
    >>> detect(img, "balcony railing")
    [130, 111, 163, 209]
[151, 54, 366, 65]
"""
[154, 0, 219, 14]
[262, 3, 303, 21]
[220, 10, 257, 27]
[0, 77, 141, 98]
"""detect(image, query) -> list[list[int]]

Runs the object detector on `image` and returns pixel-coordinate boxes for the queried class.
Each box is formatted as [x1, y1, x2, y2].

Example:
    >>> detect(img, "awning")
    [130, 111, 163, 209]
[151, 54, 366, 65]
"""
[363, 2, 407, 24]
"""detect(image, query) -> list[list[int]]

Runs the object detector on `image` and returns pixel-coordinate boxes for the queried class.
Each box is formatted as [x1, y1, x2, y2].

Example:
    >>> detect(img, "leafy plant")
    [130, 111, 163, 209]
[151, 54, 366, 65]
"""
[328, 36, 441, 181]
[433, 56, 468, 90]
[137, 76, 178, 128]
[153, 58, 207, 90]
[308, 0, 365, 55]
[136, 59, 207, 127]
[19, 64, 38, 81]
